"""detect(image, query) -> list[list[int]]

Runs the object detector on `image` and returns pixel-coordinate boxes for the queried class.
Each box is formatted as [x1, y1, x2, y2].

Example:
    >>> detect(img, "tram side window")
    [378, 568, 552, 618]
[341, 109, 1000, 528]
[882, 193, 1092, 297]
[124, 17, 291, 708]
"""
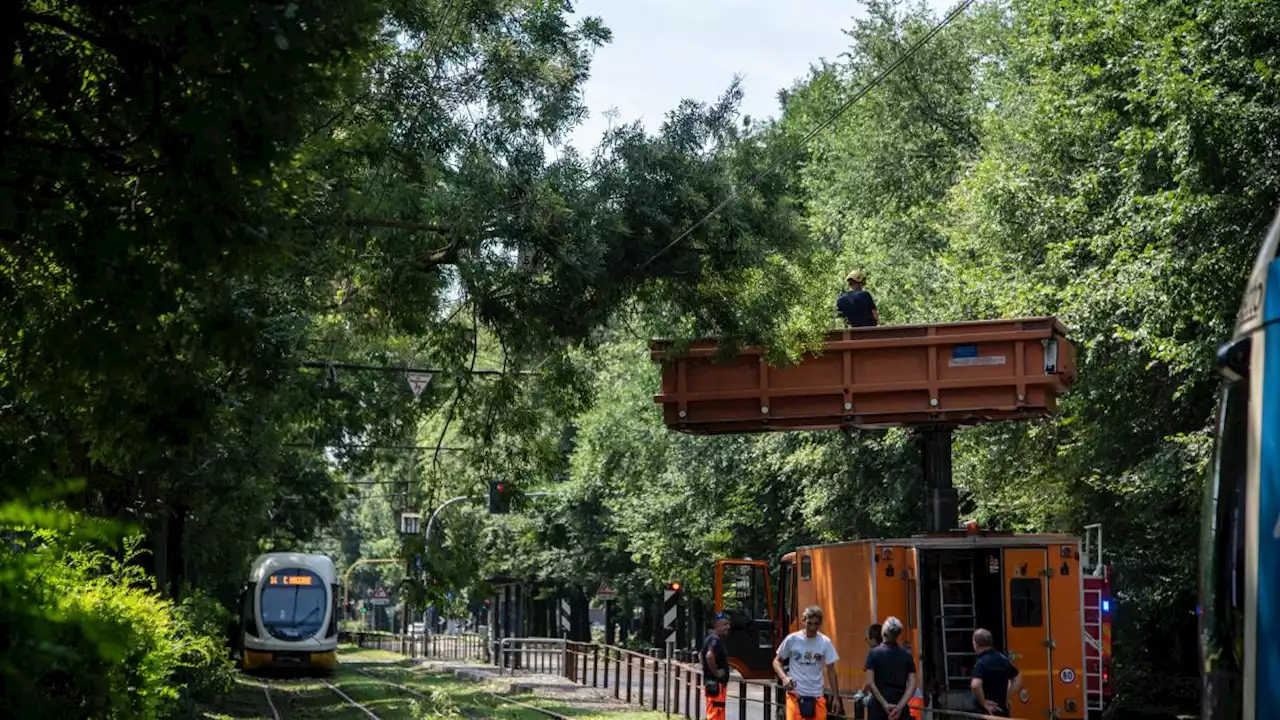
[240, 583, 259, 637]
[1200, 380, 1249, 676]
[1010, 578, 1043, 627]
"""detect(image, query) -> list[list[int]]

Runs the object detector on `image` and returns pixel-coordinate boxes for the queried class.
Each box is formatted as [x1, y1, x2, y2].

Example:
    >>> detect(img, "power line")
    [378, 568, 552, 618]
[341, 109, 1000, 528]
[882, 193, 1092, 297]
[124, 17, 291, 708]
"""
[297, 361, 527, 376]
[635, 0, 979, 272]
[286, 443, 469, 452]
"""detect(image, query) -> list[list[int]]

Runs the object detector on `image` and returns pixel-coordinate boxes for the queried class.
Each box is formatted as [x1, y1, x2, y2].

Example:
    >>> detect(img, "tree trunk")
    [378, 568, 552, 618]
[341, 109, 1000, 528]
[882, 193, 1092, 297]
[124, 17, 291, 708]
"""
[152, 510, 169, 594]
[167, 503, 187, 599]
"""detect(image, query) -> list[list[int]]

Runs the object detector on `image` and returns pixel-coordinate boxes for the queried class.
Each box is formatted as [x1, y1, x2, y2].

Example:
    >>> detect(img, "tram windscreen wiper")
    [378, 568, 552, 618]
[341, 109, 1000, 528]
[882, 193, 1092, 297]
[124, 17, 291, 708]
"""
[296, 604, 321, 627]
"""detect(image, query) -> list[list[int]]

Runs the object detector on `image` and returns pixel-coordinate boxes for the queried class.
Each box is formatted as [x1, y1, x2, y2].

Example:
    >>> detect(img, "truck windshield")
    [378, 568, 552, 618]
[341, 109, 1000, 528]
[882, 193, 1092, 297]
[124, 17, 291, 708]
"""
[260, 568, 328, 641]
[1198, 377, 1247, 720]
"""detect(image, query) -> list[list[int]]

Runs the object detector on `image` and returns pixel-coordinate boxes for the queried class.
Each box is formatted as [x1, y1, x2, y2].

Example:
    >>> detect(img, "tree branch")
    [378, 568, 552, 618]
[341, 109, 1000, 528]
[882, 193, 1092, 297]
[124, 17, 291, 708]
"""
[20, 11, 130, 61]
[348, 218, 452, 233]
[345, 219, 471, 266]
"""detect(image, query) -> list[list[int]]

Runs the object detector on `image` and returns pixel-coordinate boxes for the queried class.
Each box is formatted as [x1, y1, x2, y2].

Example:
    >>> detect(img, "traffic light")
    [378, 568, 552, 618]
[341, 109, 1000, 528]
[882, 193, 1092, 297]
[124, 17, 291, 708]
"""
[488, 479, 512, 514]
[665, 581, 682, 592]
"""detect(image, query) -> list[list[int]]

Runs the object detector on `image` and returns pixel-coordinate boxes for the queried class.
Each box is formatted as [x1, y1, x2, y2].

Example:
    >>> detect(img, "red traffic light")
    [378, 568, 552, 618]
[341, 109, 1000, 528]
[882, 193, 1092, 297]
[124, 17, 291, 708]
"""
[667, 582, 681, 592]
[497, 483, 506, 493]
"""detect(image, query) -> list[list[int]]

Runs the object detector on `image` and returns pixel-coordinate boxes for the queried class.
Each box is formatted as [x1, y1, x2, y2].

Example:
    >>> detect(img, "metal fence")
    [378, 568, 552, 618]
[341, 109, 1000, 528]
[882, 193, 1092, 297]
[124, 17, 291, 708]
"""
[347, 632, 1029, 720]
[345, 630, 488, 663]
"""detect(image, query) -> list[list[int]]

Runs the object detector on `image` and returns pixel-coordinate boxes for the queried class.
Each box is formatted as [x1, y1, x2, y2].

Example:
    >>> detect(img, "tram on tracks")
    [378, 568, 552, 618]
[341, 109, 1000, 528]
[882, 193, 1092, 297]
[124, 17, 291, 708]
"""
[237, 552, 341, 673]
[1200, 204, 1280, 720]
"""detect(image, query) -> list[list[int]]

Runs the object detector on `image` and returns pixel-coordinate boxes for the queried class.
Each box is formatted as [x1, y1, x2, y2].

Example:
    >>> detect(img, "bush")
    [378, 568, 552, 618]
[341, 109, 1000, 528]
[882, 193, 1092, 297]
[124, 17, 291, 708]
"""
[0, 506, 235, 720]
[169, 589, 237, 718]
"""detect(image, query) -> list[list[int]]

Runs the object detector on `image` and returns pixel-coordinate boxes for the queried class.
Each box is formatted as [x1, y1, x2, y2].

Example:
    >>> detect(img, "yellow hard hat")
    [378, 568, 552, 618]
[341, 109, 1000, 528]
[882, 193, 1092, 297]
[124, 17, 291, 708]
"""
[846, 269, 867, 284]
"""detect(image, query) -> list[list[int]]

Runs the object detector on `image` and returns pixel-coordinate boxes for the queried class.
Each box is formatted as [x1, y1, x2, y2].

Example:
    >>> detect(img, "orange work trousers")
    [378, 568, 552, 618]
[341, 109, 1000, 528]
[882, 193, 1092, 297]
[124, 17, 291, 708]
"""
[705, 683, 727, 720]
[785, 694, 828, 720]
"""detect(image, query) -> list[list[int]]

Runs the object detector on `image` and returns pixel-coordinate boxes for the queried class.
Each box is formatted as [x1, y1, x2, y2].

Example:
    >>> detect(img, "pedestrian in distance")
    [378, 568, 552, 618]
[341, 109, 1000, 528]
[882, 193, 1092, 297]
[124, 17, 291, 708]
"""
[863, 616, 915, 720]
[702, 611, 731, 720]
[970, 628, 1023, 717]
[773, 605, 844, 720]
[836, 269, 879, 328]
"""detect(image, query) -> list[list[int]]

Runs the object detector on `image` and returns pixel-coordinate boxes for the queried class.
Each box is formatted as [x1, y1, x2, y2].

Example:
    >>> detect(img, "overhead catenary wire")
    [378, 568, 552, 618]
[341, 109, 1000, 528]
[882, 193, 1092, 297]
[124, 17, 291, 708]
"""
[634, 0, 980, 272]
[297, 361, 529, 376]
[286, 443, 469, 452]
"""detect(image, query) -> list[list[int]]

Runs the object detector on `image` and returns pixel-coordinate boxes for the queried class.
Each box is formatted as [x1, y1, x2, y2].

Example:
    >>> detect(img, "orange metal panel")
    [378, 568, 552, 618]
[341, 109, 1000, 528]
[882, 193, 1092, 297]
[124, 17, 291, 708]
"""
[651, 317, 1076, 434]
[903, 548, 924, 688]
[1003, 548, 1052, 720]
[1048, 542, 1086, 718]
[797, 544, 876, 694]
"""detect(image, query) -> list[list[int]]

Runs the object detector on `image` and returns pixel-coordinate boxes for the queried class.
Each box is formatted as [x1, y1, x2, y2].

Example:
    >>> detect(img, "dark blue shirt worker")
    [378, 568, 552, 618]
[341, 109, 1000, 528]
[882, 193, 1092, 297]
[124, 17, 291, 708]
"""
[970, 628, 1023, 717]
[863, 616, 915, 720]
[702, 612, 730, 720]
[836, 269, 879, 328]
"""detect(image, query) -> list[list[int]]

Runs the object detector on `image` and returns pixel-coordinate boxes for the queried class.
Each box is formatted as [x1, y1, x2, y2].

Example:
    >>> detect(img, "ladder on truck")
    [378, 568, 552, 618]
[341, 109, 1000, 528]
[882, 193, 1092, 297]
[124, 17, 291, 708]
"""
[938, 562, 978, 696]
[1081, 523, 1109, 715]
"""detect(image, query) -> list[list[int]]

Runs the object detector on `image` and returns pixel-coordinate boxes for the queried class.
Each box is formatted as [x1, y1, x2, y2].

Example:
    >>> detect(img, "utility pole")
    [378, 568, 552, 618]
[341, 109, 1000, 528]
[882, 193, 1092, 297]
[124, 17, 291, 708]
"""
[420, 487, 550, 636]
[404, 455, 417, 640]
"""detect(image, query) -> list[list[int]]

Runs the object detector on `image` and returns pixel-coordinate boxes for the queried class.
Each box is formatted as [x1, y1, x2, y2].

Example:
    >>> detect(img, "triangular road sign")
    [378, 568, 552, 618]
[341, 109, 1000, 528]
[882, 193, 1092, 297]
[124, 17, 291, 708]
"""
[406, 371, 434, 399]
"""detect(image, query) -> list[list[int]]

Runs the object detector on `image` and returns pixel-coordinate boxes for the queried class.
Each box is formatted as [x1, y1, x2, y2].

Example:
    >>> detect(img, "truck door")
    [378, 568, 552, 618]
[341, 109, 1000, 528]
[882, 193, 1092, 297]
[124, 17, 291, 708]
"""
[777, 554, 797, 642]
[904, 549, 923, 671]
[714, 559, 775, 679]
[1003, 548, 1052, 718]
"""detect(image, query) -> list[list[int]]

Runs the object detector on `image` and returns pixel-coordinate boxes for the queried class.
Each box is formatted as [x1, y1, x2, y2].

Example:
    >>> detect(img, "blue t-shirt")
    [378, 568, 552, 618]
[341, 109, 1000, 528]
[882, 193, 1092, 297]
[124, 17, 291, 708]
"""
[836, 290, 877, 327]
[864, 642, 915, 704]
[972, 649, 1020, 711]
[701, 633, 728, 679]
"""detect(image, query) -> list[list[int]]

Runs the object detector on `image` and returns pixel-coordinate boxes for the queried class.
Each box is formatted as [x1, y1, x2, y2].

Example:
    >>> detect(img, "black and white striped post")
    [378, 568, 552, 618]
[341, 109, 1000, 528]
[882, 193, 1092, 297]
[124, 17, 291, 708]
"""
[559, 597, 572, 638]
[662, 581, 682, 649]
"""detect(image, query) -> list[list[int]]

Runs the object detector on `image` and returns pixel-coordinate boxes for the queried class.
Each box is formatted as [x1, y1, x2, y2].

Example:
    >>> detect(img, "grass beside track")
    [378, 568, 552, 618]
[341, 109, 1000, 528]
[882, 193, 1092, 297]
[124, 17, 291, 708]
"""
[198, 645, 666, 720]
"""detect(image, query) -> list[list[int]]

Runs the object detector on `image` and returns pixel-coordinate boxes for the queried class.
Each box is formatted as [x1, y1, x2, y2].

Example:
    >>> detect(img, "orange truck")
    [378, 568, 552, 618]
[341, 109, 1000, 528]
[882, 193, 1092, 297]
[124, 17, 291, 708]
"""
[651, 317, 1106, 717]
[714, 522, 1108, 720]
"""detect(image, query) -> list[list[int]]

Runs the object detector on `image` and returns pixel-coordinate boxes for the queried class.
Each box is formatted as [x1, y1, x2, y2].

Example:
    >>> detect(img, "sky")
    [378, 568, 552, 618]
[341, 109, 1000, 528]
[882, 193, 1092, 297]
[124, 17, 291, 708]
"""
[562, 0, 956, 151]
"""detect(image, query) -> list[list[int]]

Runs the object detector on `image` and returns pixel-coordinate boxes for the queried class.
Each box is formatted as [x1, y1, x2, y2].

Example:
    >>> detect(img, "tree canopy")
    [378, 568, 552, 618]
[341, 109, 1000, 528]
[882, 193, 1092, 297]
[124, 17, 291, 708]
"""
[6, 0, 1280, 716]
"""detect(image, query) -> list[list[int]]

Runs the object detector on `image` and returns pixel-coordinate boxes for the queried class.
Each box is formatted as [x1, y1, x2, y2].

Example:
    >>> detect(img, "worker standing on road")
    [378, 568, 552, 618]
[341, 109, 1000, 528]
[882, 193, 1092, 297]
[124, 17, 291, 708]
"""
[702, 611, 731, 720]
[773, 605, 844, 720]
[864, 616, 916, 720]
[836, 269, 879, 328]
[970, 628, 1022, 717]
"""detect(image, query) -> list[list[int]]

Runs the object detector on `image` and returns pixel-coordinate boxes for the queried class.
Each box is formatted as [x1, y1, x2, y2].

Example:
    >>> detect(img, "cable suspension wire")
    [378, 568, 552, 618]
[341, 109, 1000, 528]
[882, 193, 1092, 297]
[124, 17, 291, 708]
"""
[634, 0, 979, 272]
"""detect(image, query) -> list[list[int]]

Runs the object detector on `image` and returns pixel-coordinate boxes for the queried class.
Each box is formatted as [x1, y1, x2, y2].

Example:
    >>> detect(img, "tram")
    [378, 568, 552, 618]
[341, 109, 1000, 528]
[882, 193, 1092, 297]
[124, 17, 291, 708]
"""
[237, 552, 341, 673]
[1200, 204, 1280, 720]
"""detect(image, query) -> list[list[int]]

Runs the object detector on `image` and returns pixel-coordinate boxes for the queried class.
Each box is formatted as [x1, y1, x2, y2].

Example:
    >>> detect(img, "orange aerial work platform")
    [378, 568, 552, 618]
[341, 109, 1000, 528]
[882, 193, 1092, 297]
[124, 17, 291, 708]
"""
[651, 317, 1076, 435]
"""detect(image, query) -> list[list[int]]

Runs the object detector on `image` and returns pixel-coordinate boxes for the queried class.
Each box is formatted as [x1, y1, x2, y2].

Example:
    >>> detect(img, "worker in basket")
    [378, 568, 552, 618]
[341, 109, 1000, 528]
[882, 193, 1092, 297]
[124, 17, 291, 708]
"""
[836, 269, 879, 328]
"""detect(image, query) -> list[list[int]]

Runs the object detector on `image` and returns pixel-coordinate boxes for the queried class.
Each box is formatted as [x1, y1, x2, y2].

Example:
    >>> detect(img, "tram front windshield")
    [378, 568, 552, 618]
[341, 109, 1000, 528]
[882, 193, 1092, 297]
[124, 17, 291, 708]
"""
[260, 568, 328, 640]
[1199, 363, 1248, 720]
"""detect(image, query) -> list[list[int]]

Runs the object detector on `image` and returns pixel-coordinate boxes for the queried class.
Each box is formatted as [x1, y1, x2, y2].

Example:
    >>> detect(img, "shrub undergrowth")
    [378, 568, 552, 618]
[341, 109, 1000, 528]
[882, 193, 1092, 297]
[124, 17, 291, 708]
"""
[1, 500, 235, 719]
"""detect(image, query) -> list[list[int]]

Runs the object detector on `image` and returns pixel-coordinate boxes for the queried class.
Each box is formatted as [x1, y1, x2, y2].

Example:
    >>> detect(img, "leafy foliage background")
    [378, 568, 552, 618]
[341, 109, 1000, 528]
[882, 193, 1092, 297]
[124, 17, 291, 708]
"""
[5, 0, 1280, 715]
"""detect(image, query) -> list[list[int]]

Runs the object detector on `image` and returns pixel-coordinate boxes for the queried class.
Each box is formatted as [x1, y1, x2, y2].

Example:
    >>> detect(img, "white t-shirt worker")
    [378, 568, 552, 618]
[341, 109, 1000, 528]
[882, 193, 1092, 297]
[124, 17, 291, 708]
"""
[773, 606, 843, 719]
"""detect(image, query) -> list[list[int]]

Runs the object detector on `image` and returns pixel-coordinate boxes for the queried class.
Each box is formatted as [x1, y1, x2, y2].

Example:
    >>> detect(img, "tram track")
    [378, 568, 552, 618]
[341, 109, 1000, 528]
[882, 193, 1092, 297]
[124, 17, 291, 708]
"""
[321, 676, 382, 719]
[253, 665, 570, 720]
[258, 679, 282, 720]
[352, 664, 572, 719]
[257, 673, 384, 720]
